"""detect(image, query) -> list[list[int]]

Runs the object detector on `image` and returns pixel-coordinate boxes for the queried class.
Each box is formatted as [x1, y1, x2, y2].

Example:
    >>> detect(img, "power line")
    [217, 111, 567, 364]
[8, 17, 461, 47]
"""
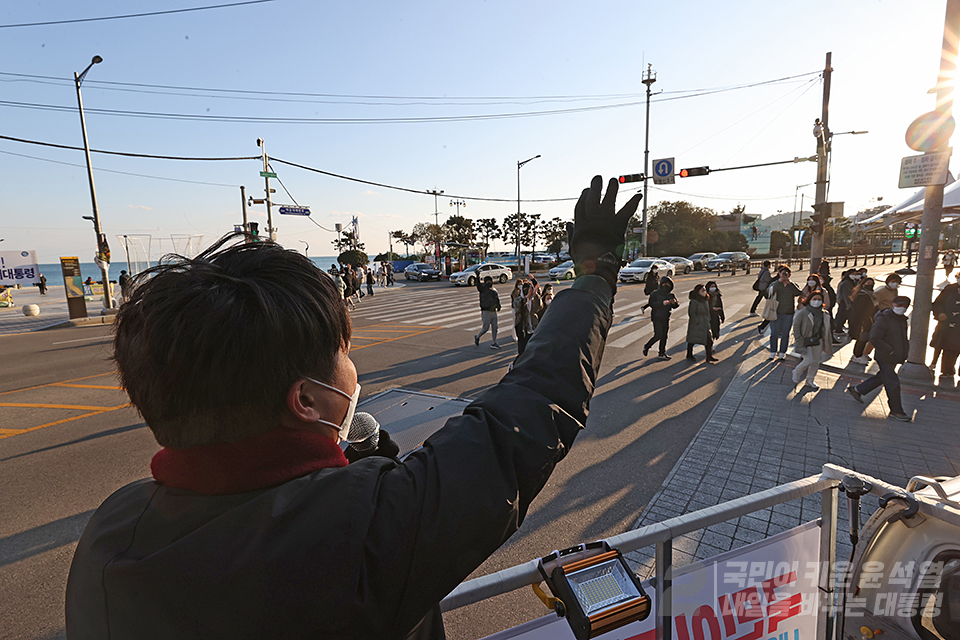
[0, 0, 276, 29]
[0, 133, 257, 161]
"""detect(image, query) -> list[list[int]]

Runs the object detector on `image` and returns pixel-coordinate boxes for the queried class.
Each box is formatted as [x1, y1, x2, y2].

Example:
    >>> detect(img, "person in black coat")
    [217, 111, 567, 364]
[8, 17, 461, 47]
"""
[640, 264, 660, 313]
[932, 276, 960, 384]
[474, 276, 502, 349]
[706, 280, 724, 340]
[686, 283, 717, 362]
[642, 276, 680, 360]
[65, 175, 643, 640]
[849, 278, 878, 365]
[847, 296, 912, 421]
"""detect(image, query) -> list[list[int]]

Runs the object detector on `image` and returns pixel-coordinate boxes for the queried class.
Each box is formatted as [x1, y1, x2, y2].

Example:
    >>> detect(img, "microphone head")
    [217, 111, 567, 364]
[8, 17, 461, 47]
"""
[347, 411, 380, 451]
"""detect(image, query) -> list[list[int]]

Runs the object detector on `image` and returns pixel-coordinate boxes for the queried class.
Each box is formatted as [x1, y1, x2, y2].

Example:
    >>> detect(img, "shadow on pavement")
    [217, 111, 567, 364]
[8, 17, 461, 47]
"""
[0, 509, 95, 568]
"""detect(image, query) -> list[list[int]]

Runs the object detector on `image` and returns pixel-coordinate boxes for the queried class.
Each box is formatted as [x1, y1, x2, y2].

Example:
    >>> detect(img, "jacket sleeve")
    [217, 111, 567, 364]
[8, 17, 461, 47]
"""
[359, 276, 613, 635]
[869, 313, 894, 356]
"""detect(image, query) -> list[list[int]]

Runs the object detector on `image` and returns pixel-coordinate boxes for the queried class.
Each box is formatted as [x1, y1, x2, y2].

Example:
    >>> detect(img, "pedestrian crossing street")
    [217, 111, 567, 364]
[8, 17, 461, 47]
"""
[349, 284, 757, 351]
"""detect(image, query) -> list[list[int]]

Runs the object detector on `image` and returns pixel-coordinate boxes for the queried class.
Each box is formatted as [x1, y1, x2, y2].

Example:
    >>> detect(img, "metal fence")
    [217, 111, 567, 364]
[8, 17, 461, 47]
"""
[440, 463, 960, 640]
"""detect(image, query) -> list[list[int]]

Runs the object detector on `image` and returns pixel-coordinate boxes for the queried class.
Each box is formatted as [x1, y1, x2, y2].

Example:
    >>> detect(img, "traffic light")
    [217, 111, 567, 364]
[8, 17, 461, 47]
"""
[679, 167, 710, 177]
[248, 222, 259, 241]
[618, 174, 645, 184]
[809, 203, 826, 235]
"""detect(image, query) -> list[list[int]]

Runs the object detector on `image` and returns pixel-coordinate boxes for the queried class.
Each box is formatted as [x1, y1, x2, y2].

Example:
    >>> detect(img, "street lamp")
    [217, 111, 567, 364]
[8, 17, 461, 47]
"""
[517, 155, 540, 270]
[74, 55, 112, 310]
[449, 199, 466, 216]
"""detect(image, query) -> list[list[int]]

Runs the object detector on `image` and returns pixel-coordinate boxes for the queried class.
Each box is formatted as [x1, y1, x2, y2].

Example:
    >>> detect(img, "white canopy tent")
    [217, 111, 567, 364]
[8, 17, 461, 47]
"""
[857, 171, 959, 231]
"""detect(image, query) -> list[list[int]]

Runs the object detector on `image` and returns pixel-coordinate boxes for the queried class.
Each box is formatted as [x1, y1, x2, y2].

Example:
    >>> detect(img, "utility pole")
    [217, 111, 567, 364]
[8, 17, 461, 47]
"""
[257, 138, 276, 241]
[809, 52, 832, 273]
[74, 55, 112, 310]
[427, 189, 443, 266]
[449, 198, 466, 216]
[517, 155, 540, 270]
[240, 186, 249, 238]
[901, 0, 960, 383]
[641, 64, 657, 257]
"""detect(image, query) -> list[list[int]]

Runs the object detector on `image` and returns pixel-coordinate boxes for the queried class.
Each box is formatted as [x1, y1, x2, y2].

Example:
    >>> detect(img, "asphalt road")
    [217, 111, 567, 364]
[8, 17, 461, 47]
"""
[0, 267, 780, 640]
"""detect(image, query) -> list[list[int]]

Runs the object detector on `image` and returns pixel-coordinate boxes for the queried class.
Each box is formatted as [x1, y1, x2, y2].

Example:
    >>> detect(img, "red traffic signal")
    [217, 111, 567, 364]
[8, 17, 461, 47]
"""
[679, 167, 710, 178]
[619, 174, 645, 184]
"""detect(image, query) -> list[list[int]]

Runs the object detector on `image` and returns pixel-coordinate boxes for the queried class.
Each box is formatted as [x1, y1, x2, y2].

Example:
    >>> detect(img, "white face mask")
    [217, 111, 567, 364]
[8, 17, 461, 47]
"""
[305, 377, 360, 442]
[810, 299, 823, 308]
[893, 306, 908, 315]
[807, 280, 817, 287]
[709, 287, 718, 293]
[851, 274, 861, 281]
[887, 282, 899, 290]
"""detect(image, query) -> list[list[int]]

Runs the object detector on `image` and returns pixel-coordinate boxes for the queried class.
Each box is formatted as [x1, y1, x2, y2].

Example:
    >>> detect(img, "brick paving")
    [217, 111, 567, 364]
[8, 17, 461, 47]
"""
[626, 342, 960, 577]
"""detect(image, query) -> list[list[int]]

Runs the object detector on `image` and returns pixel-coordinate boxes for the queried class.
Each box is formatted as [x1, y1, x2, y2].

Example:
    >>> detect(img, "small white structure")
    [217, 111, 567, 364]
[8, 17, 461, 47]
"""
[22, 304, 40, 317]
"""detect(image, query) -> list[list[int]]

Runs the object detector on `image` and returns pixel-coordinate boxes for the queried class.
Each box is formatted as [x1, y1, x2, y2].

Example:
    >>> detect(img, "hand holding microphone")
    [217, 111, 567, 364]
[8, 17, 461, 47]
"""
[344, 412, 400, 463]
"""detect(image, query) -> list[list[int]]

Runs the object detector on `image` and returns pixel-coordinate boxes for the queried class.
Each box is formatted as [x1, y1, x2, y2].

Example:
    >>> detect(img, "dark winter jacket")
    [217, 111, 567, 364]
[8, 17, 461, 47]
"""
[850, 289, 878, 341]
[708, 289, 725, 322]
[476, 279, 501, 312]
[755, 267, 774, 291]
[770, 279, 802, 315]
[643, 269, 660, 296]
[687, 292, 711, 345]
[648, 279, 679, 320]
[870, 308, 909, 365]
[65, 275, 615, 640]
[836, 276, 856, 310]
[932, 283, 960, 352]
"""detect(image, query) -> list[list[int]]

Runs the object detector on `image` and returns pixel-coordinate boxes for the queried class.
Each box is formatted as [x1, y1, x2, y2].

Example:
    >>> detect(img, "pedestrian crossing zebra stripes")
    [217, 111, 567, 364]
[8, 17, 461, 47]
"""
[348, 285, 757, 353]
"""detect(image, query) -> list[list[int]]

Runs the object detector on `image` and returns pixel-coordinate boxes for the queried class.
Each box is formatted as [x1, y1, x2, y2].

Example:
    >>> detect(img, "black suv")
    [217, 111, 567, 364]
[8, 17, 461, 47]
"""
[705, 252, 751, 274]
[403, 263, 442, 281]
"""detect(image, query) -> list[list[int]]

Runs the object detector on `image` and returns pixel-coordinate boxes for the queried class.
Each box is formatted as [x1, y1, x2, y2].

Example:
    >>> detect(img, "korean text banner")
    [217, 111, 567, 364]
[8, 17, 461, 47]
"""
[0, 250, 40, 287]
[484, 521, 820, 640]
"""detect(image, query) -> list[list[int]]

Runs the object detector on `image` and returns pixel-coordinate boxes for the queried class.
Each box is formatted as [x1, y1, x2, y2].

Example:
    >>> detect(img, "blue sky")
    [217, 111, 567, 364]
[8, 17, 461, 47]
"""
[0, 0, 950, 263]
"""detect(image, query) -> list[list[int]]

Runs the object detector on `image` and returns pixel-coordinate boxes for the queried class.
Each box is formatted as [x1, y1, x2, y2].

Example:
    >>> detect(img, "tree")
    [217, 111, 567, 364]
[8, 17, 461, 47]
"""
[332, 231, 364, 253]
[475, 218, 501, 255]
[647, 201, 719, 256]
[542, 217, 570, 254]
[391, 230, 412, 257]
[337, 249, 368, 267]
[770, 230, 791, 254]
[502, 212, 533, 253]
[443, 215, 475, 246]
[411, 222, 445, 257]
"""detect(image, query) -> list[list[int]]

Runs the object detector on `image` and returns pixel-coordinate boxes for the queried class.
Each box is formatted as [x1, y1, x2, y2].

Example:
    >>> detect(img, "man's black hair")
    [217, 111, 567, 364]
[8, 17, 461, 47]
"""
[114, 234, 352, 449]
[762, 260, 771, 268]
[483, 276, 493, 284]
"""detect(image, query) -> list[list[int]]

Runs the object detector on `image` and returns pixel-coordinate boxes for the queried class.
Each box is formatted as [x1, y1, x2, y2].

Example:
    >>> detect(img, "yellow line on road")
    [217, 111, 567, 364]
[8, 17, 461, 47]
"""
[51, 383, 124, 390]
[0, 372, 116, 396]
[0, 402, 116, 410]
[350, 326, 442, 351]
[0, 403, 132, 440]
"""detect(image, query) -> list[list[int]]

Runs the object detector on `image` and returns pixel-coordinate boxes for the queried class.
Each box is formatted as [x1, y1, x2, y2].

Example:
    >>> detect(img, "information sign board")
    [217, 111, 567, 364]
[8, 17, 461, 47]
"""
[278, 205, 311, 216]
[0, 250, 39, 286]
[652, 157, 675, 185]
[899, 150, 951, 188]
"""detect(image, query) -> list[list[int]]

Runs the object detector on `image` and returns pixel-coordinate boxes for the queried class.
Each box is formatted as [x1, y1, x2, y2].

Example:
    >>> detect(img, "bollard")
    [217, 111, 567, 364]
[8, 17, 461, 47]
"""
[23, 304, 40, 317]
[873, 253, 877, 265]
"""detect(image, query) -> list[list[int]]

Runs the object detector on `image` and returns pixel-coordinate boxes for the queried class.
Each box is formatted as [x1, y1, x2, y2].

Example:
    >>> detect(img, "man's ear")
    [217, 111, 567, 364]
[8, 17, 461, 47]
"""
[286, 379, 322, 423]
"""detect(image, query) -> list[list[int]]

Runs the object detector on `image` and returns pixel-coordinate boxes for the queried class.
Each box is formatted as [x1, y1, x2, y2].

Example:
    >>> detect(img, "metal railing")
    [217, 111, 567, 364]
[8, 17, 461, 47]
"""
[440, 463, 960, 640]
[746, 250, 910, 274]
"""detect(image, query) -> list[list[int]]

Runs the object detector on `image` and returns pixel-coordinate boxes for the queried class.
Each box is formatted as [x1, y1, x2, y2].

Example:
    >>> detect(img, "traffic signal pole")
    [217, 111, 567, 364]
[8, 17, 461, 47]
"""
[641, 65, 657, 258]
[900, 0, 960, 383]
[809, 52, 832, 274]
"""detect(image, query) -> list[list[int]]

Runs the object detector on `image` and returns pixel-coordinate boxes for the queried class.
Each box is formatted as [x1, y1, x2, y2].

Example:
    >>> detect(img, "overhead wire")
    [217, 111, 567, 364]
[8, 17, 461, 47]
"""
[0, 0, 276, 29]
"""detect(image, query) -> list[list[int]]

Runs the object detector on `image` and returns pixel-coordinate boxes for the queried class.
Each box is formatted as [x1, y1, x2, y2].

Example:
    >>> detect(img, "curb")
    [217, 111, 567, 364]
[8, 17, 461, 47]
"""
[38, 315, 117, 331]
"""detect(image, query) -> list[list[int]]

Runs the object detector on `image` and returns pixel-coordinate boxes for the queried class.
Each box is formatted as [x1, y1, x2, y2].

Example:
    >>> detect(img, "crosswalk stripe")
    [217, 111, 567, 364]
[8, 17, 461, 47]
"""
[608, 315, 647, 337]
[608, 324, 653, 349]
[402, 309, 478, 325]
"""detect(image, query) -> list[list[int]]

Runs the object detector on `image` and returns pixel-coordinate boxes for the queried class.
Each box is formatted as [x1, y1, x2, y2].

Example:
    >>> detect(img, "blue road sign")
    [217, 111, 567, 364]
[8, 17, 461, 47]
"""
[278, 206, 311, 216]
[652, 157, 675, 184]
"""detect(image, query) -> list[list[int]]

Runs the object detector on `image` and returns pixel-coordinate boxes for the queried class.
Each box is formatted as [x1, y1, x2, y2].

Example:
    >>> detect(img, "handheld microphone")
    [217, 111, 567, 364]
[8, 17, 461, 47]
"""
[347, 412, 380, 453]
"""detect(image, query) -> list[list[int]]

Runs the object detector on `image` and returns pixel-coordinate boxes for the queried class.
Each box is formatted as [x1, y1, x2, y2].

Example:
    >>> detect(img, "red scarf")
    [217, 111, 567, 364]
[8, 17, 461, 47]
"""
[151, 427, 348, 495]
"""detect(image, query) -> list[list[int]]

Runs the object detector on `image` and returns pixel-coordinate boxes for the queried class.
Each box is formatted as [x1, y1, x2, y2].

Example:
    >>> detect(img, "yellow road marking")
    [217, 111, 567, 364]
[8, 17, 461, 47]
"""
[350, 326, 442, 351]
[0, 402, 117, 410]
[51, 383, 124, 390]
[0, 403, 132, 440]
[0, 372, 116, 396]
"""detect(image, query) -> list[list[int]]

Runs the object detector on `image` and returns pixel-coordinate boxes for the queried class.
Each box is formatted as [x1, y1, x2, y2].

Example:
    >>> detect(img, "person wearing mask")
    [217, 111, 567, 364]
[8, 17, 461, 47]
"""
[874, 273, 901, 312]
[474, 276, 502, 350]
[686, 283, 717, 363]
[706, 280, 724, 340]
[834, 270, 858, 334]
[537, 284, 554, 323]
[931, 271, 960, 386]
[386, 261, 395, 286]
[642, 276, 680, 360]
[849, 277, 878, 365]
[641, 264, 660, 313]
[365, 268, 375, 297]
[768, 267, 802, 360]
[510, 278, 525, 304]
[64, 175, 642, 639]
[847, 296, 913, 422]
[944, 249, 957, 278]
[791, 291, 827, 389]
[750, 260, 774, 316]
[513, 281, 536, 356]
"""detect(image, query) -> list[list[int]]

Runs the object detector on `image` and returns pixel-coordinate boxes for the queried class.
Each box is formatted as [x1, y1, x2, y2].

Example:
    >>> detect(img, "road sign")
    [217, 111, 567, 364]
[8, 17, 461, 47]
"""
[898, 150, 951, 188]
[905, 111, 955, 152]
[652, 157, 675, 184]
[278, 205, 311, 216]
[260, 171, 277, 178]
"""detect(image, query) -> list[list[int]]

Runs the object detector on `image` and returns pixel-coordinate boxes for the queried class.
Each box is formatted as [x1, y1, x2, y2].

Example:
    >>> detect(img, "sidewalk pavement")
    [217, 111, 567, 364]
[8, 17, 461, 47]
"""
[626, 331, 959, 577]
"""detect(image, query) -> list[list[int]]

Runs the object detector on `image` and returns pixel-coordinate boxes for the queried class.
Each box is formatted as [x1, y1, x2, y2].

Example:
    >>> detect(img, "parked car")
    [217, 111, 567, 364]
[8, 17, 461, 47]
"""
[449, 262, 512, 286]
[705, 251, 751, 274]
[532, 253, 555, 264]
[687, 252, 718, 270]
[549, 260, 576, 280]
[618, 259, 674, 283]
[660, 256, 695, 275]
[403, 263, 442, 281]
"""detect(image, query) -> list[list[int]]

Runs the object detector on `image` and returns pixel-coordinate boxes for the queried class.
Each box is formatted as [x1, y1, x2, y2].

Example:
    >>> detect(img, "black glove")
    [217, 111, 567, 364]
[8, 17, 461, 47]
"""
[566, 176, 641, 293]
[344, 429, 401, 464]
